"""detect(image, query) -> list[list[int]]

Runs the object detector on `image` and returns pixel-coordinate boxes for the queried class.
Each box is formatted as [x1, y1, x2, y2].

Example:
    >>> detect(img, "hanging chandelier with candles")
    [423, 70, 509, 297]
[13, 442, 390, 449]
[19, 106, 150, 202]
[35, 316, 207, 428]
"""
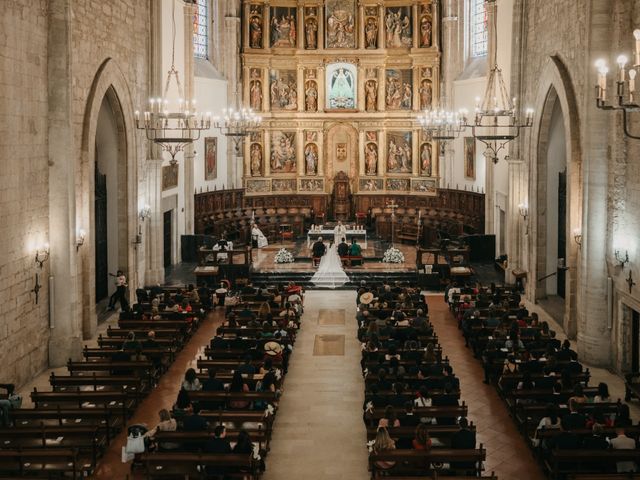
[213, 107, 262, 138]
[418, 108, 468, 140]
[469, 63, 534, 163]
[595, 29, 640, 140]
[135, 1, 211, 164]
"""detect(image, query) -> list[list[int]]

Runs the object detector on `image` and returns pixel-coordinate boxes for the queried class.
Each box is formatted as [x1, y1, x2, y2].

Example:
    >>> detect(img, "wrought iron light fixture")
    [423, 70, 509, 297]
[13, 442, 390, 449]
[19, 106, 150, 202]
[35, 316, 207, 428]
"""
[35, 243, 50, 269]
[213, 107, 262, 154]
[135, 1, 211, 163]
[418, 108, 467, 141]
[616, 249, 630, 268]
[594, 30, 640, 139]
[518, 202, 529, 235]
[573, 228, 582, 248]
[463, 0, 533, 163]
[76, 229, 86, 252]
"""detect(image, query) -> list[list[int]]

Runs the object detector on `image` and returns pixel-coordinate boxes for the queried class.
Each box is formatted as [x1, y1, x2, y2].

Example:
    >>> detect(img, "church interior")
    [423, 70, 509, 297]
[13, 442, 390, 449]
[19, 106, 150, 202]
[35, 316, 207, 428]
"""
[2, 0, 640, 478]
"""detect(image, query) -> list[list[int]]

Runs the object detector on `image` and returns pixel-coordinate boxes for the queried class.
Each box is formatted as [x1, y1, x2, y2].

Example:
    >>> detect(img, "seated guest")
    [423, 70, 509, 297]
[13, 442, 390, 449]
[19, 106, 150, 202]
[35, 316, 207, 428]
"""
[202, 369, 224, 392]
[173, 388, 193, 417]
[412, 423, 432, 450]
[583, 423, 610, 450]
[451, 417, 477, 471]
[402, 401, 421, 427]
[146, 409, 179, 451]
[569, 384, 588, 405]
[182, 368, 202, 392]
[238, 303, 256, 320]
[557, 339, 578, 361]
[378, 405, 401, 428]
[349, 238, 362, 256]
[534, 404, 561, 449]
[337, 237, 350, 257]
[610, 427, 638, 473]
[561, 399, 587, 430]
[594, 382, 611, 403]
[614, 403, 633, 428]
[433, 383, 458, 425]
[0, 384, 21, 427]
[233, 429, 255, 454]
[411, 309, 428, 329]
[228, 370, 250, 409]
[204, 425, 232, 453]
[182, 403, 208, 433]
[550, 423, 581, 450]
[237, 355, 257, 375]
[122, 331, 141, 352]
[371, 427, 396, 471]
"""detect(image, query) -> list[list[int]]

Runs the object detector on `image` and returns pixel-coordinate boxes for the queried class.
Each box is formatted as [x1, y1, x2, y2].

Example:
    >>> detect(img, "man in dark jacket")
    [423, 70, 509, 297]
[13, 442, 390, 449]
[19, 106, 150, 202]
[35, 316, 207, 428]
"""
[312, 237, 327, 258]
[451, 417, 477, 471]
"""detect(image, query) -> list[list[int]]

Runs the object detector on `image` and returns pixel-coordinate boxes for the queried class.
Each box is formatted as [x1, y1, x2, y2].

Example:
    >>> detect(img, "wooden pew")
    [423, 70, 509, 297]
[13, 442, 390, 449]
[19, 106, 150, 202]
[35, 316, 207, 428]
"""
[0, 425, 105, 469]
[365, 405, 468, 427]
[10, 407, 121, 442]
[365, 424, 475, 442]
[546, 449, 640, 479]
[139, 452, 259, 479]
[197, 358, 281, 373]
[49, 372, 150, 397]
[368, 447, 486, 478]
[0, 448, 93, 479]
[153, 428, 268, 451]
[30, 388, 135, 422]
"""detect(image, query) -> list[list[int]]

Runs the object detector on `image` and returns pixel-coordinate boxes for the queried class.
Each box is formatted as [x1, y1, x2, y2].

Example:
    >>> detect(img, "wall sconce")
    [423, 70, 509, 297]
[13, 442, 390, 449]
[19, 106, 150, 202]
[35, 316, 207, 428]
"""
[615, 249, 630, 268]
[76, 229, 86, 251]
[627, 270, 636, 293]
[139, 204, 151, 221]
[518, 202, 529, 235]
[573, 228, 582, 248]
[35, 243, 50, 269]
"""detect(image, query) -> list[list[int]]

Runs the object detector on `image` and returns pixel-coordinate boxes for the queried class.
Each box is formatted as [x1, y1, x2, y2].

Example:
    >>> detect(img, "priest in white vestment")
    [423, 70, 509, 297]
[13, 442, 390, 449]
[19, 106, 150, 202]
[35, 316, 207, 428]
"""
[251, 223, 268, 248]
[333, 220, 347, 246]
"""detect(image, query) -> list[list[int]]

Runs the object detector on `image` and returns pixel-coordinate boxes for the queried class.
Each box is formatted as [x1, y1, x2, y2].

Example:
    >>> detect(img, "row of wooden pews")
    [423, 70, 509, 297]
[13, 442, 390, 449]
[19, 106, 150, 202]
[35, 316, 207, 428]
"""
[451, 285, 640, 479]
[356, 285, 496, 479]
[0, 286, 205, 479]
[136, 283, 302, 479]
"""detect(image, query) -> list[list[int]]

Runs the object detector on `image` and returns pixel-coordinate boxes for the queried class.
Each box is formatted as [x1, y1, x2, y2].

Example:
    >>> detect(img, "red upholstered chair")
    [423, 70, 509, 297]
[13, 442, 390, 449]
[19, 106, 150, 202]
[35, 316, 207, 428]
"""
[280, 224, 294, 243]
[355, 212, 367, 225]
[314, 212, 325, 225]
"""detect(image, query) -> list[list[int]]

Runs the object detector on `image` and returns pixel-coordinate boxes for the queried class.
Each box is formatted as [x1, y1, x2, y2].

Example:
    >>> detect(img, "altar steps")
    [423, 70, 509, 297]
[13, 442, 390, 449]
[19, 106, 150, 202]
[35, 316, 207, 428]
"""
[250, 270, 418, 290]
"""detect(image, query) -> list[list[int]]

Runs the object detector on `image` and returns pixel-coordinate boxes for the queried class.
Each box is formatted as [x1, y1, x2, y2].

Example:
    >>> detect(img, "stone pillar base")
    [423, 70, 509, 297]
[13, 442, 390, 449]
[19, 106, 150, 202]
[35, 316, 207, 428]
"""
[49, 335, 83, 367]
[577, 331, 611, 367]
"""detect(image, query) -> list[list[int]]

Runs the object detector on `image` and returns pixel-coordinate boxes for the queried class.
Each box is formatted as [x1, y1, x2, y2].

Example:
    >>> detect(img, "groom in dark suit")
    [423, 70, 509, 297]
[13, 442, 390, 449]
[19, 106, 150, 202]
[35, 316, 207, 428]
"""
[312, 237, 327, 258]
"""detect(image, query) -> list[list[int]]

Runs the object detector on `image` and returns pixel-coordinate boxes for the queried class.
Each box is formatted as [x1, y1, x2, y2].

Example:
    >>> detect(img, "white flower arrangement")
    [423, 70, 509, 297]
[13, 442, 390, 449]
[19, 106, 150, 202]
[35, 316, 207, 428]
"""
[382, 246, 405, 264]
[274, 248, 295, 264]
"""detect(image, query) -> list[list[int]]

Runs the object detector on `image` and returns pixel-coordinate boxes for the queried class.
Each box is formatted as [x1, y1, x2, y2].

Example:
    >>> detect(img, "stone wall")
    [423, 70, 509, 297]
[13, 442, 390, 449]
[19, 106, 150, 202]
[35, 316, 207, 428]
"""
[0, 0, 152, 386]
[0, 1, 51, 386]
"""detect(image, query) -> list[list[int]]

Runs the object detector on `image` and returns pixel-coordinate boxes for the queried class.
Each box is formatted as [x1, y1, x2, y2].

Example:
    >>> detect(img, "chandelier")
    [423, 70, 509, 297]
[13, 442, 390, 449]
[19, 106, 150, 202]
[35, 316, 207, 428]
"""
[594, 29, 640, 139]
[468, 64, 534, 163]
[418, 108, 467, 140]
[213, 107, 262, 154]
[135, 1, 210, 164]
[464, 0, 533, 163]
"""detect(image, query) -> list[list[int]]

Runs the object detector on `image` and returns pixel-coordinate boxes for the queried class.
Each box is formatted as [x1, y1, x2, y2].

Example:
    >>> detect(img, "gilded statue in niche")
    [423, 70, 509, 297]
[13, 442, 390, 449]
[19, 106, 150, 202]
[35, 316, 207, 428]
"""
[249, 79, 263, 111]
[250, 143, 263, 176]
[365, 16, 378, 49]
[365, 80, 378, 112]
[420, 142, 432, 176]
[385, 69, 412, 110]
[365, 142, 378, 175]
[326, 0, 356, 49]
[304, 143, 319, 175]
[271, 7, 297, 48]
[419, 79, 432, 110]
[270, 70, 297, 110]
[270, 131, 297, 173]
[305, 80, 318, 112]
[419, 6, 432, 48]
[385, 7, 412, 48]
[386, 131, 412, 174]
[305, 8, 318, 49]
[249, 6, 263, 48]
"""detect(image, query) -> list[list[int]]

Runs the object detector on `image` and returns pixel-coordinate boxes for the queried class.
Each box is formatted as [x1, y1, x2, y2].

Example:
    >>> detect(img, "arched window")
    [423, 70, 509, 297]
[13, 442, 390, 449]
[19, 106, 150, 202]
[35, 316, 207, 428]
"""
[469, 0, 487, 58]
[193, 0, 208, 59]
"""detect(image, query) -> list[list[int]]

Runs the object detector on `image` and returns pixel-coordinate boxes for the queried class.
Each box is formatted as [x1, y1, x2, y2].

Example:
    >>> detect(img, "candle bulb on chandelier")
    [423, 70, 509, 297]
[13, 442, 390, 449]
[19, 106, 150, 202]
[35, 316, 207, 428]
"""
[634, 29, 640, 66]
[617, 55, 628, 83]
[630, 70, 637, 103]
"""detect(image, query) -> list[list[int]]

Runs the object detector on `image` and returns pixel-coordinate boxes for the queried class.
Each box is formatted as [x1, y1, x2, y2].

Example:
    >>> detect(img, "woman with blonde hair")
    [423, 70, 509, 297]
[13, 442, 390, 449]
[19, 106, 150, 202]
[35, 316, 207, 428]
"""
[146, 409, 179, 450]
[372, 427, 396, 470]
[258, 301, 271, 319]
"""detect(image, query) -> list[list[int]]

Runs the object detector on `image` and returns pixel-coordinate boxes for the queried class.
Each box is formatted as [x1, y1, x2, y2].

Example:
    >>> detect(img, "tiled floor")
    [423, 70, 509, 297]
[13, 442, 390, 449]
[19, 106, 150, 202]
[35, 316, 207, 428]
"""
[263, 291, 369, 480]
[426, 296, 546, 479]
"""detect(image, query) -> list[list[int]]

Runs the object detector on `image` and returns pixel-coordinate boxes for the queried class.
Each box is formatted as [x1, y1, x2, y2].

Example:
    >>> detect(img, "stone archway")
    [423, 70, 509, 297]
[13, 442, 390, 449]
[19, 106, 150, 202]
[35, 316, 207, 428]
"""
[79, 58, 139, 339]
[528, 56, 582, 338]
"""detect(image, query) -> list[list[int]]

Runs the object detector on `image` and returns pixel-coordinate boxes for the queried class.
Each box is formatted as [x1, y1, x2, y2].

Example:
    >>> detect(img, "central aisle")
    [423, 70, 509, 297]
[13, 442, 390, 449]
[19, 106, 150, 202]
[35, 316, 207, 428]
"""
[263, 290, 369, 480]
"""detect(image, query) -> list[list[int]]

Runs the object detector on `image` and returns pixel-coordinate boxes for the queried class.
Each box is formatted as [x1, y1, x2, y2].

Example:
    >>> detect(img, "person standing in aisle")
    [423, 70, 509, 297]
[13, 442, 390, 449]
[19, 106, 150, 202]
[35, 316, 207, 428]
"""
[108, 270, 129, 311]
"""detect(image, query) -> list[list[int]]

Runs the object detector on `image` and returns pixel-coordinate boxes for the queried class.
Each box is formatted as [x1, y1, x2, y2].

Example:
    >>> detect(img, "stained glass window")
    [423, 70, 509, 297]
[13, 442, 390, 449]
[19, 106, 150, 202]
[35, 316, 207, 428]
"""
[193, 0, 208, 59]
[470, 0, 487, 58]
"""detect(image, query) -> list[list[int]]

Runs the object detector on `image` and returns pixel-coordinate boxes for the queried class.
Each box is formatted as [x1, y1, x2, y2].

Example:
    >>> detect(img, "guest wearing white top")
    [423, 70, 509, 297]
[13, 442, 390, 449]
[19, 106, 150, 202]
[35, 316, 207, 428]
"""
[610, 428, 638, 473]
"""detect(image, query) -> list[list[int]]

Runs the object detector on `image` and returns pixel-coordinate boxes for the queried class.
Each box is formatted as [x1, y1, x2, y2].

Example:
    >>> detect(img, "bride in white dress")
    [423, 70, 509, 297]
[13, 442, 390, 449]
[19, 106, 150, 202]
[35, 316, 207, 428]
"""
[310, 242, 350, 289]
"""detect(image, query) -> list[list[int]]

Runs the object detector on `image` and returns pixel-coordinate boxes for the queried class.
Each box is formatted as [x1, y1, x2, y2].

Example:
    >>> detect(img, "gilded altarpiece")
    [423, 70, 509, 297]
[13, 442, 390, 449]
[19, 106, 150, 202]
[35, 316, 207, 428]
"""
[241, 0, 440, 198]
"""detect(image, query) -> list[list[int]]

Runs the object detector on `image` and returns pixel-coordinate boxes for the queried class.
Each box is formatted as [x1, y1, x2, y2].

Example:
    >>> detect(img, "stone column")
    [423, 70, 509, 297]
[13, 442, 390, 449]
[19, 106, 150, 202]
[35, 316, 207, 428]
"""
[183, 2, 196, 235]
[575, 0, 612, 366]
[48, 0, 82, 365]
[483, 0, 497, 234]
[505, 157, 525, 285]
[144, 0, 165, 286]
[224, 14, 241, 189]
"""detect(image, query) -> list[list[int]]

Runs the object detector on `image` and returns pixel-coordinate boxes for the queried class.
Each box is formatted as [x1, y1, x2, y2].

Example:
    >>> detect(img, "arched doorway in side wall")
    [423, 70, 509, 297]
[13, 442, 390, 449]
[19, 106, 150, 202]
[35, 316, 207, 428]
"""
[535, 87, 568, 323]
[94, 88, 128, 312]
